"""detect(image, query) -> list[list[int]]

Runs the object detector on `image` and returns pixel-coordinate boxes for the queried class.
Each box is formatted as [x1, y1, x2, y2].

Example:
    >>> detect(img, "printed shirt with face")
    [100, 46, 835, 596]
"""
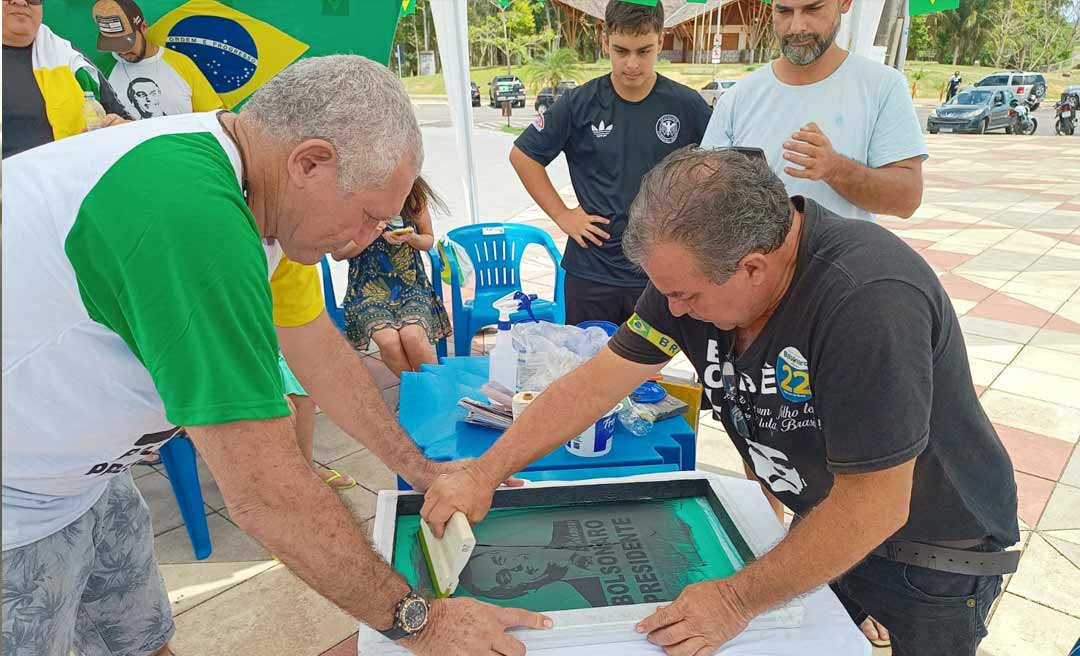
[513, 74, 712, 287]
[107, 45, 224, 119]
[607, 197, 1019, 547]
[2, 112, 322, 549]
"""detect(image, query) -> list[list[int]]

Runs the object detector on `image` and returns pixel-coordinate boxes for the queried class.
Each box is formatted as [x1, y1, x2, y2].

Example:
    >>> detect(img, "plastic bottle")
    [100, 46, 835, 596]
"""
[488, 293, 522, 391]
[617, 399, 653, 437]
[81, 91, 106, 131]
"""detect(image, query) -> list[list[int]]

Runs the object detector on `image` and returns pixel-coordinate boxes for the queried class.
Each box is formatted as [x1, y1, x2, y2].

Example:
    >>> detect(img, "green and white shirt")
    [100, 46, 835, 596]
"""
[2, 112, 324, 550]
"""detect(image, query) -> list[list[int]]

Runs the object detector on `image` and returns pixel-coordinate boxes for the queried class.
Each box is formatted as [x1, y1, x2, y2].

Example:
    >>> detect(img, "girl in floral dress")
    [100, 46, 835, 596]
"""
[333, 177, 451, 377]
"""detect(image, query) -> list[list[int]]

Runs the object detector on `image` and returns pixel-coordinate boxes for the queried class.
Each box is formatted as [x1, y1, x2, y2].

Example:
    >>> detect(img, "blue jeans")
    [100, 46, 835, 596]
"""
[831, 552, 1003, 656]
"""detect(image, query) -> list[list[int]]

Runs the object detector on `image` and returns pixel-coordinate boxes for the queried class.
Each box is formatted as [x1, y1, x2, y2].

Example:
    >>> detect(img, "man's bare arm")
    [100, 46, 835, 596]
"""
[421, 348, 664, 536]
[824, 156, 924, 219]
[510, 146, 610, 248]
[782, 122, 924, 218]
[473, 348, 665, 487]
[278, 312, 436, 489]
[732, 459, 915, 616]
[510, 146, 572, 222]
[187, 417, 409, 630]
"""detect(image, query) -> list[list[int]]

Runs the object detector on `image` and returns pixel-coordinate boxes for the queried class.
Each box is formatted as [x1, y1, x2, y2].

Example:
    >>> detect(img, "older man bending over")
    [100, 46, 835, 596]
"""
[2, 55, 548, 656]
[422, 148, 1019, 656]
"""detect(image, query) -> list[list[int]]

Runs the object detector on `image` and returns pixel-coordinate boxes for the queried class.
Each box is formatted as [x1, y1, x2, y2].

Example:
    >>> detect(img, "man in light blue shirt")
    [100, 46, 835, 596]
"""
[702, 0, 927, 222]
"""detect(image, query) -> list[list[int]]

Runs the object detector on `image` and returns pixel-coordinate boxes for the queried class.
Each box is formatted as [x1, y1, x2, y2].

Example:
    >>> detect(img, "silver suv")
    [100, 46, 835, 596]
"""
[975, 71, 1048, 110]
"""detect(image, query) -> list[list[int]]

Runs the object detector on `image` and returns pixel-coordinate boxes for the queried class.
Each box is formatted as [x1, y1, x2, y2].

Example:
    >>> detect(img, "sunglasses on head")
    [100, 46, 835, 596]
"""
[714, 146, 767, 162]
[719, 340, 759, 442]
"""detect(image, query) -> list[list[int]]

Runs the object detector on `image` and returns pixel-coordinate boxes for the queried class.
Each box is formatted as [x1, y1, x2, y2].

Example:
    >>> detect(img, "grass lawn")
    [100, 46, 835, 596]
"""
[403, 59, 1080, 101]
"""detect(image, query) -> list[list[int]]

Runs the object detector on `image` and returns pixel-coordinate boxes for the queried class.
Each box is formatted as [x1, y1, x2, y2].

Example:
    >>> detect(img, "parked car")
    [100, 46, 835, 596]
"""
[974, 70, 1047, 110]
[699, 80, 737, 108]
[470, 81, 481, 107]
[489, 75, 526, 108]
[534, 80, 577, 113]
[928, 87, 1019, 134]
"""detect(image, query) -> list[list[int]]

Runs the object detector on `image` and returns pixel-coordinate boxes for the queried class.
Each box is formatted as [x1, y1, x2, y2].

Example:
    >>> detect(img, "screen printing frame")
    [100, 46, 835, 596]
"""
[357, 471, 803, 654]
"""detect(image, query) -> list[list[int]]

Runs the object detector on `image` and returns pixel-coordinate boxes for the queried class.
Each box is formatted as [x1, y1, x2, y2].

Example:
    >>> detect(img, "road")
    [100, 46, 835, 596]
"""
[413, 102, 568, 235]
[915, 102, 1060, 135]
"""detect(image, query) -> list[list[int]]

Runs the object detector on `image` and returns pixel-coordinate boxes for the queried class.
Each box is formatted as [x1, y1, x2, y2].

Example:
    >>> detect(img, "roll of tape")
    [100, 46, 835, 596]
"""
[512, 391, 538, 420]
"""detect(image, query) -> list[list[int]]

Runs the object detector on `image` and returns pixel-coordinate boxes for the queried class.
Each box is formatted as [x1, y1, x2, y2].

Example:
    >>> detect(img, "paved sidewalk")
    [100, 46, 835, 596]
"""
[137, 134, 1079, 655]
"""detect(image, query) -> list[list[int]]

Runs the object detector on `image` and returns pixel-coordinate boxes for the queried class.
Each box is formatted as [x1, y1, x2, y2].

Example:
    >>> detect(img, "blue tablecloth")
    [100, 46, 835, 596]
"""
[397, 356, 696, 488]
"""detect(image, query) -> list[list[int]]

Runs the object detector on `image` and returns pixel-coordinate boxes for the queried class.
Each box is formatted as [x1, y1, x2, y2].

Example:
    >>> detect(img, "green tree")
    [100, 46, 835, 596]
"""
[928, 0, 993, 65]
[907, 16, 933, 59]
[524, 47, 581, 95]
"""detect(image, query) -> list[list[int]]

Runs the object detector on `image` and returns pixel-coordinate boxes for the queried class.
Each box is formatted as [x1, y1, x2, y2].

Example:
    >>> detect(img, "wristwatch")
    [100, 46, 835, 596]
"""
[379, 588, 430, 641]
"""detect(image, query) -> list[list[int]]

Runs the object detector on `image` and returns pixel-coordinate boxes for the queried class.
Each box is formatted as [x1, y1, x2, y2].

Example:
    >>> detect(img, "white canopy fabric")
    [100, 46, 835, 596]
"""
[429, 0, 482, 225]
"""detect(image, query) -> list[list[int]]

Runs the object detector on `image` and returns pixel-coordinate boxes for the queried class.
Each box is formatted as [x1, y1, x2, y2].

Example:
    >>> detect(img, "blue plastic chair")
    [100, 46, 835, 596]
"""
[445, 223, 565, 357]
[319, 254, 447, 360]
[158, 434, 212, 560]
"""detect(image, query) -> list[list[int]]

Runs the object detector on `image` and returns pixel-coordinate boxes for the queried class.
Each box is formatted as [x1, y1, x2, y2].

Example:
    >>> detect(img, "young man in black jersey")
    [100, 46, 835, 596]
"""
[510, 0, 712, 325]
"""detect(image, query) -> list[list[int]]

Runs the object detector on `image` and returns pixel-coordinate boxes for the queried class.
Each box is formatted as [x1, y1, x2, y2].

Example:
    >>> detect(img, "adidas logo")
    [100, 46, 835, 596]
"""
[591, 120, 614, 138]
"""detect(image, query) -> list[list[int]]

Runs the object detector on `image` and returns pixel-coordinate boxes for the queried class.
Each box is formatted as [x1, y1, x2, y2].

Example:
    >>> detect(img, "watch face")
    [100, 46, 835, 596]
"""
[400, 597, 429, 633]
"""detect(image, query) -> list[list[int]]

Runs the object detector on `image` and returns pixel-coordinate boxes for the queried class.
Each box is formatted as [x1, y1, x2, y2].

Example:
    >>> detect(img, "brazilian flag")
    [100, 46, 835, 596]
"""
[400, 0, 416, 17]
[44, 0, 402, 107]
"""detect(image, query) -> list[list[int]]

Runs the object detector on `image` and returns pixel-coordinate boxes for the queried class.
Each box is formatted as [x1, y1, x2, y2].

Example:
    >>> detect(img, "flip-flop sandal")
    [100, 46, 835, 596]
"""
[322, 469, 358, 491]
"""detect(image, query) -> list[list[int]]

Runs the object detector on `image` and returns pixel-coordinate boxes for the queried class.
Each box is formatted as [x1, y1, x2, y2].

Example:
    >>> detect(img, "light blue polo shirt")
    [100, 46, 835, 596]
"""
[701, 53, 928, 222]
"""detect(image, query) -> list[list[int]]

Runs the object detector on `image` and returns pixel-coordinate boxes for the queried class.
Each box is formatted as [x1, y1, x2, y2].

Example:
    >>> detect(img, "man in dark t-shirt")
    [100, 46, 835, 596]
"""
[423, 149, 1020, 656]
[510, 0, 711, 325]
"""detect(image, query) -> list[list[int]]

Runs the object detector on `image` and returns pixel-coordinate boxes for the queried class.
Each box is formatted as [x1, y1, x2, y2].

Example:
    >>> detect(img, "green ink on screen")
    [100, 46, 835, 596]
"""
[392, 498, 747, 612]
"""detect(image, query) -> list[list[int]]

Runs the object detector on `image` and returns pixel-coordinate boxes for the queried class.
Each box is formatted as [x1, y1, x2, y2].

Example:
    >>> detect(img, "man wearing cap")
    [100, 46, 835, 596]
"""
[93, 0, 223, 119]
[2, 0, 129, 158]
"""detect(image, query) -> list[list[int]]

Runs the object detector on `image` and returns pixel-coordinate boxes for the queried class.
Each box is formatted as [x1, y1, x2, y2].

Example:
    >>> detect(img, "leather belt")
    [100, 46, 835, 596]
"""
[870, 539, 1020, 576]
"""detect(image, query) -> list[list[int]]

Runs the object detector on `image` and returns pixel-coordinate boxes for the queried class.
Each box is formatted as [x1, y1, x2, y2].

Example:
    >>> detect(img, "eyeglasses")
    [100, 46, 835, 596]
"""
[3, 0, 44, 6]
[719, 340, 758, 441]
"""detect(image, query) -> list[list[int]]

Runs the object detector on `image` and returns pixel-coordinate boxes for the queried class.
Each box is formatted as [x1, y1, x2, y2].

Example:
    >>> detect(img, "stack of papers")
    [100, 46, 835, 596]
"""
[458, 397, 513, 430]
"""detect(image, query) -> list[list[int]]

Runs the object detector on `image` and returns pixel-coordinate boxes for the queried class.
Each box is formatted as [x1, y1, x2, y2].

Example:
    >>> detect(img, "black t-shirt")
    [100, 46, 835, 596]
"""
[2, 44, 130, 159]
[609, 197, 1020, 547]
[514, 74, 712, 288]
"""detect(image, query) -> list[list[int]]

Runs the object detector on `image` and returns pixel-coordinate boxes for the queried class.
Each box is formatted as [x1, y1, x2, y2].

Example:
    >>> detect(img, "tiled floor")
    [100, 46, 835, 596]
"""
[136, 134, 1079, 655]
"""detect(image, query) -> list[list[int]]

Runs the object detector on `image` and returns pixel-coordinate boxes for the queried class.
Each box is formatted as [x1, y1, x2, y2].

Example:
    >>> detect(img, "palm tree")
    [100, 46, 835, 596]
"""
[930, 0, 992, 65]
[524, 48, 581, 99]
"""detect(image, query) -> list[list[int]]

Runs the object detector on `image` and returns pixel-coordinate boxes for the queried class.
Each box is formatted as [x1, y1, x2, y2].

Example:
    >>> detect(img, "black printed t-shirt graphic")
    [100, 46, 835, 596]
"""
[514, 74, 712, 288]
[609, 197, 1020, 547]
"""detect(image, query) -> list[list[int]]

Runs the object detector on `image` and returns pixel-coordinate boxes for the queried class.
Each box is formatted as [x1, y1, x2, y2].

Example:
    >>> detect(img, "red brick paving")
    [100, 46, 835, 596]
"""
[1014, 471, 1057, 527]
[919, 249, 974, 272]
[995, 424, 1074, 482]
[938, 273, 997, 302]
[968, 293, 1055, 328]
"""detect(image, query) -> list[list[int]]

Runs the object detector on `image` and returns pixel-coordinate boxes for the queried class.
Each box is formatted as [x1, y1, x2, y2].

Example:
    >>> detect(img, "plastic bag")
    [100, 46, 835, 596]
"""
[512, 322, 611, 392]
[436, 237, 474, 286]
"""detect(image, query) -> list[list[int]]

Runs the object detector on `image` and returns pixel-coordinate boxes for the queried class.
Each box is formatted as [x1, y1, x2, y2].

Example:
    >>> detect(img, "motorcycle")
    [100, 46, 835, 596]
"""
[1011, 98, 1038, 135]
[1055, 93, 1078, 136]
